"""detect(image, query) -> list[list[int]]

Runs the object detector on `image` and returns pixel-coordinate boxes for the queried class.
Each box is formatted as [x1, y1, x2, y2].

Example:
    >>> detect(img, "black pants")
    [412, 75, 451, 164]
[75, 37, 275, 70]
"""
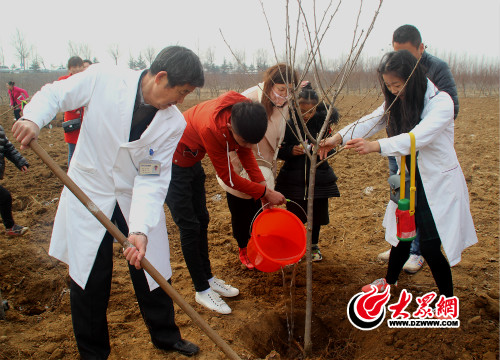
[166, 163, 212, 293]
[226, 192, 262, 249]
[0, 185, 14, 229]
[385, 165, 453, 297]
[386, 238, 453, 297]
[13, 109, 22, 120]
[70, 204, 181, 359]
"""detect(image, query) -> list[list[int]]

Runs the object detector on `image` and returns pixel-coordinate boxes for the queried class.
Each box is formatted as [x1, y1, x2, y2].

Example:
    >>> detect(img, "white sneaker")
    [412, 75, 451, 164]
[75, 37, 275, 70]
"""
[377, 248, 391, 262]
[195, 289, 232, 314]
[403, 254, 425, 274]
[209, 277, 239, 297]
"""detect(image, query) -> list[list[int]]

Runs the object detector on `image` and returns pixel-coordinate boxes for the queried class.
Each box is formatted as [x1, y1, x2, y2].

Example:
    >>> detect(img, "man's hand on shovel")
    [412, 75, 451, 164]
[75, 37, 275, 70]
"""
[124, 233, 148, 269]
[12, 118, 40, 150]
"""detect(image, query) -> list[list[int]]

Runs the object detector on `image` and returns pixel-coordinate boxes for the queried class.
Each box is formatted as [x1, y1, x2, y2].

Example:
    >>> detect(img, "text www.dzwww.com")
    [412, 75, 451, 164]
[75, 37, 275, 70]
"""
[387, 319, 460, 328]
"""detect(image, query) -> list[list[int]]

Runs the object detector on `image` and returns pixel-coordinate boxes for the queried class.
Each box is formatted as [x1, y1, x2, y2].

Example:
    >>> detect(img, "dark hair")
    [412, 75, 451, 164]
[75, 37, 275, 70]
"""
[149, 46, 204, 88]
[83, 59, 92, 65]
[378, 50, 427, 137]
[393, 25, 422, 48]
[297, 82, 339, 124]
[298, 82, 319, 104]
[261, 63, 298, 117]
[67, 56, 84, 69]
[7, 81, 15, 86]
[231, 102, 268, 144]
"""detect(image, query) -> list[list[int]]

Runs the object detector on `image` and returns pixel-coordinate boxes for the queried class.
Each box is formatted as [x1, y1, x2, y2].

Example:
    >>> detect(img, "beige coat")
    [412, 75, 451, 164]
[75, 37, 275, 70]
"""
[217, 83, 289, 199]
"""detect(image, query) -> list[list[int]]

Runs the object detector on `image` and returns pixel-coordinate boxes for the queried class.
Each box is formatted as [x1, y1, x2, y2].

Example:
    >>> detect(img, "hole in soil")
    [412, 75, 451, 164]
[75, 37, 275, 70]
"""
[238, 309, 358, 359]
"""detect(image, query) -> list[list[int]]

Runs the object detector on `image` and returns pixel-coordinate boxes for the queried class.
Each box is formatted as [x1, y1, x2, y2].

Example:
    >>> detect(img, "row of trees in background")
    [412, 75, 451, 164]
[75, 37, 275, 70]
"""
[2, 53, 497, 108]
[199, 54, 499, 98]
[1, 28, 498, 96]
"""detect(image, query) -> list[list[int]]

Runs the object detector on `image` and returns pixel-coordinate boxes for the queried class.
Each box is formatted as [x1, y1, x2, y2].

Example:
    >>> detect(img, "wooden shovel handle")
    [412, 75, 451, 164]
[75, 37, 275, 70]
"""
[29, 139, 241, 360]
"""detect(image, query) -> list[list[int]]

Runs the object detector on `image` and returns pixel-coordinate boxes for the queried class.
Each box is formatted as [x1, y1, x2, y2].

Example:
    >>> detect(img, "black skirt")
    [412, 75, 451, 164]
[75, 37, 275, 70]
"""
[406, 155, 440, 242]
[285, 198, 330, 226]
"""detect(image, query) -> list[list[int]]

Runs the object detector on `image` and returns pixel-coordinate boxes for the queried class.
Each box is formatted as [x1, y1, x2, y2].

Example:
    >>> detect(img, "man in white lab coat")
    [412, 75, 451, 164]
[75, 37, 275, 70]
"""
[12, 46, 205, 359]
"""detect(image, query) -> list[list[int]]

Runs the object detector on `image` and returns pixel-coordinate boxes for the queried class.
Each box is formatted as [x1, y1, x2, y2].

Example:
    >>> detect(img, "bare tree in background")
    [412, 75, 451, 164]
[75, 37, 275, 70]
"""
[108, 44, 120, 65]
[80, 43, 92, 60]
[68, 41, 79, 57]
[204, 47, 217, 72]
[0, 46, 4, 66]
[68, 41, 92, 60]
[144, 46, 156, 66]
[12, 28, 30, 70]
[232, 49, 247, 72]
[254, 48, 269, 71]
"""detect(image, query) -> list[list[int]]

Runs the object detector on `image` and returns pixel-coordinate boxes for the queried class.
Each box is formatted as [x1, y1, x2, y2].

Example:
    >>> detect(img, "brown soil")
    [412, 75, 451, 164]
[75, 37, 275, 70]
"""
[0, 95, 498, 360]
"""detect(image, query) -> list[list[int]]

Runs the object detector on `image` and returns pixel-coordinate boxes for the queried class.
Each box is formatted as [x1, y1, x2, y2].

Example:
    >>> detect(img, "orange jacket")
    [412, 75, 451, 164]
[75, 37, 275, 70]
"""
[173, 91, 266, 200]
[58, 74, 84, 144]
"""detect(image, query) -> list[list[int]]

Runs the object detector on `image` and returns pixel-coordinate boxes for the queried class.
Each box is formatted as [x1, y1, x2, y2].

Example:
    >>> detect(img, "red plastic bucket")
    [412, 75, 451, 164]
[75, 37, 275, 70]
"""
[247, 208, 307, 272]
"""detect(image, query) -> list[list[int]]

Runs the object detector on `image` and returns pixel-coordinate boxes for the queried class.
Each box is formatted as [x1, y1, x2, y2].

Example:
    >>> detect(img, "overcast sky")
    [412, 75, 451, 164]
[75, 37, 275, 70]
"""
[1, 0, 499, 69]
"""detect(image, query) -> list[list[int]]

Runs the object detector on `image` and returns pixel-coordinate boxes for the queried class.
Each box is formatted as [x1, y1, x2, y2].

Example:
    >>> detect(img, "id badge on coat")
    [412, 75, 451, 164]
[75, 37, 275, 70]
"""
[139, 148, 161, 176]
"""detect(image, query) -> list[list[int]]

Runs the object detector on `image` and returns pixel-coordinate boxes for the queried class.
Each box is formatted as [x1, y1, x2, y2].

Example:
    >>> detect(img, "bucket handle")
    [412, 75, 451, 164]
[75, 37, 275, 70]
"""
[248, 199, 307, 237]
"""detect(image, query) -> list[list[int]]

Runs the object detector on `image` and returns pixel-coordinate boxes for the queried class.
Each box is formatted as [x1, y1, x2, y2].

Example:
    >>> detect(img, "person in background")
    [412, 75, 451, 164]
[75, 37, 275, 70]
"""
[0, 124, 29, 236]
[379, 24, 460, 274]
[6, 81, 28, 120]
[83, 59, 92, 69]
[58, 56, 85, 166]
[319, 50, 476, 298]
[166, 91, 286, 314]
[275, 82, 340, 261]
[216, 63, 298, 269]
[12, 45, 205, 358]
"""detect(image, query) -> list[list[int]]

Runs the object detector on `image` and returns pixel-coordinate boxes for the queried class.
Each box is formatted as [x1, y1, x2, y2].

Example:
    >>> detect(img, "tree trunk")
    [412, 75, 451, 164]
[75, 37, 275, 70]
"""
[304, 154, 318, 355]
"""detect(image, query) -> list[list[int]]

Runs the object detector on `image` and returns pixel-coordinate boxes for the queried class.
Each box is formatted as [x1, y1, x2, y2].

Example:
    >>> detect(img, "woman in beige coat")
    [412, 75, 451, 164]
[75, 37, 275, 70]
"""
[217, 64, 298, 269]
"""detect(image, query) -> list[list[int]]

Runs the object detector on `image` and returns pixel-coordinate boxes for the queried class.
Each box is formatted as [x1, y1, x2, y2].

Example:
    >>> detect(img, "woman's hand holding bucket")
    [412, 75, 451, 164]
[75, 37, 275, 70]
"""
[261, 187, 286, 208]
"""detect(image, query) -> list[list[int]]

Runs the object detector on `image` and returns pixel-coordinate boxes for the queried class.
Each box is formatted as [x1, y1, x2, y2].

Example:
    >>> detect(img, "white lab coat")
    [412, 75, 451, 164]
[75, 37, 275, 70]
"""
[338, 79, 477, 266]
[23, 64, 186, 289]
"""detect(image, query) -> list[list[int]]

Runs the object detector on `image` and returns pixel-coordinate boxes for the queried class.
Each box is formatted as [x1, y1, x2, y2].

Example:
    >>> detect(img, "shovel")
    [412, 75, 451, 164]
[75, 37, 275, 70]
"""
[28, 139, 241, 360]
[0, 97, 31, 118]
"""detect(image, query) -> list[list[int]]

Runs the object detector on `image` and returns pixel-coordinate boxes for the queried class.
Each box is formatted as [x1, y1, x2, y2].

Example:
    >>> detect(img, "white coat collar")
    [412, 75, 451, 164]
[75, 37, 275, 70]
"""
[424, 78, 440, 105]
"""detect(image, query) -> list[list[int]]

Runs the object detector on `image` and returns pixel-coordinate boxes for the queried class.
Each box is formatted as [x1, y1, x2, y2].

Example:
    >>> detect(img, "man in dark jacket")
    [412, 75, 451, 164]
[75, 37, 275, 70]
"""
[392, 24, 459, 119]
[379, 24, 460, 274]
[0, 125, 29, 236]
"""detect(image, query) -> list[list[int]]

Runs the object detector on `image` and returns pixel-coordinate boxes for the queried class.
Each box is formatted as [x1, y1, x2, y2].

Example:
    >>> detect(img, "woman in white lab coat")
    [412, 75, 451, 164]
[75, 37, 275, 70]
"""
[319, 50, 477, 297]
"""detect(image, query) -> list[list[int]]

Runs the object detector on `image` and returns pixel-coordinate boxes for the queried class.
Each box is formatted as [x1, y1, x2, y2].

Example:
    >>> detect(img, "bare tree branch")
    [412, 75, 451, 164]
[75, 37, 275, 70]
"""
[108, 43, 120, 65]
[11, 28, 30, 70]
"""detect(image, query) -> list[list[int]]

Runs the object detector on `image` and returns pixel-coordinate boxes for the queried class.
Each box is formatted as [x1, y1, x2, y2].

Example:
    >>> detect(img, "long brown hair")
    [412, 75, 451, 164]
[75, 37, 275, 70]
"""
[261, 63, 298, 117]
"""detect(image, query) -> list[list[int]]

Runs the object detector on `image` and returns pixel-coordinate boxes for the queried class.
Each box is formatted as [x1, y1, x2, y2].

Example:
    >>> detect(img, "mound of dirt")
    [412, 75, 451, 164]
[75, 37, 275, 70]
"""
[0, 95, 498, 360]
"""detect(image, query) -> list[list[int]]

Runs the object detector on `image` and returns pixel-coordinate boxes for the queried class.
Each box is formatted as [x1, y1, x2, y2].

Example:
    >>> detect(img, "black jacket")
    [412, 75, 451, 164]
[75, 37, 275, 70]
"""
[0, 125, 29, 180]
[275, 103, 340, 200]
[421, 52, 459, 119]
